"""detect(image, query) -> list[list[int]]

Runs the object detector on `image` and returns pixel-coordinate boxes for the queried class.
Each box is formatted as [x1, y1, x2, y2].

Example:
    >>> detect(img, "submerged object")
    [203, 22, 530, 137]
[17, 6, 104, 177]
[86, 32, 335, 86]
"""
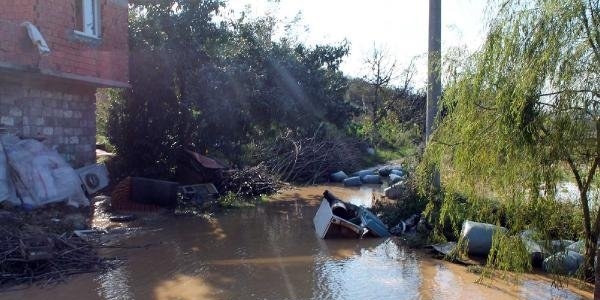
[313, 190, 389, 239]
[359, 207, 389, 237]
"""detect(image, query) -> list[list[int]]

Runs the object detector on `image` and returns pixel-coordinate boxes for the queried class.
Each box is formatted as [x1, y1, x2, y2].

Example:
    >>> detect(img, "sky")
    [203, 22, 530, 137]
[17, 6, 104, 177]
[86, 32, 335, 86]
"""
[225, 0, 492, 89]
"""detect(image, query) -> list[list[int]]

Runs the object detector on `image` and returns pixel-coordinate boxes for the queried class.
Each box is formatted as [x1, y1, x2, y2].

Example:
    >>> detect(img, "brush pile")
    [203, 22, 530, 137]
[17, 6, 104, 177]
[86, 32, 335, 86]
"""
[219, 164, 281, 198]
[254, 129, 363, 184]
[0, 214, 119, 289]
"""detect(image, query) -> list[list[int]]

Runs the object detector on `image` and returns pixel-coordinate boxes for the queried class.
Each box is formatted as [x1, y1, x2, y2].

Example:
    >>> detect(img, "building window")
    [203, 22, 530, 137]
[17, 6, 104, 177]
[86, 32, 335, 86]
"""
[75, 0, 100, 38]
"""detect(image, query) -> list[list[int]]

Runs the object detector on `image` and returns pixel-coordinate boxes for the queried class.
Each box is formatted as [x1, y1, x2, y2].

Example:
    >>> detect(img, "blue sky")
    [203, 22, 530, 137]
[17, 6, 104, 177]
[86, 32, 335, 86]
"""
[226, 0, 491, 89]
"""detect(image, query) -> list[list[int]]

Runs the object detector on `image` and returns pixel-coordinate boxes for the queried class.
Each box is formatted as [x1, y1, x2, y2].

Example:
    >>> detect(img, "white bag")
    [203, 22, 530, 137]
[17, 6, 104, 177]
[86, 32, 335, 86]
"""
[3, 137, 88, 208]
[0, 138, 19, 205]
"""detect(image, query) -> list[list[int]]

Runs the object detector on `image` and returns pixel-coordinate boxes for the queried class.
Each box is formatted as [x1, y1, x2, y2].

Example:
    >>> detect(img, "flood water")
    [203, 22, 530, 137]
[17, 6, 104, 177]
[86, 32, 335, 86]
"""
[1, 184, 593, 299]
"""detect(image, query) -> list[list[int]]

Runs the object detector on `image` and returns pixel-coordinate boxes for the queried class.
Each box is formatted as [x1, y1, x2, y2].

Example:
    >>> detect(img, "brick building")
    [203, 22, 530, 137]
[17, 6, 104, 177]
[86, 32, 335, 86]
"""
[0, 0, 129, 167]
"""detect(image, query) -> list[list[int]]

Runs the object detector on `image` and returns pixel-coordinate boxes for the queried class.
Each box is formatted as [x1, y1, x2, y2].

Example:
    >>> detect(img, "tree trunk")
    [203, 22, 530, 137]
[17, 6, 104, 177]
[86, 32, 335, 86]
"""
[585, 234, 596, 277]
[580, 191, 596, 281]
[586, 240, 600, 300]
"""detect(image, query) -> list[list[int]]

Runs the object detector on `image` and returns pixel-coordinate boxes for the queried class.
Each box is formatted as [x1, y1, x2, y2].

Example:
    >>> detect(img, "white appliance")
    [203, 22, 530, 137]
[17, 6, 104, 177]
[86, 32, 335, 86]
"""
[76, 164, 109, 195]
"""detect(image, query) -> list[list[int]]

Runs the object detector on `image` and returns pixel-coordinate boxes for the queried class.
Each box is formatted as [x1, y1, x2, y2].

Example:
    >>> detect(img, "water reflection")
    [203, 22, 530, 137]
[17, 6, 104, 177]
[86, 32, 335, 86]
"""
[96, 266, 133, 300]
[345, 185, 378, 207]
[521, 280, 584, 300]
[314, 239, 421, 300]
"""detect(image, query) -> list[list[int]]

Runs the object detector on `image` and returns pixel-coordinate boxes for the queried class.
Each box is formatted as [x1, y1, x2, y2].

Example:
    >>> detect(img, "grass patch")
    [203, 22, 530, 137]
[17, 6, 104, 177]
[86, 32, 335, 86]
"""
[218, 192, 271, 208]
[359, 145, 416, 168]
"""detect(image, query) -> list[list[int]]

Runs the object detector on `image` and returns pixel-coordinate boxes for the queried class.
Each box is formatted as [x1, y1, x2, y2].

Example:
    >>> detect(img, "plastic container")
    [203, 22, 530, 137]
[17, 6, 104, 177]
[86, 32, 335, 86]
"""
[461, 220, 507, 256]
[388, 174, 402, 184]
[343, 176, 362, 187]
[330, 171, 348, 182]
[362, 174, 381, 184]
[543, 250, 584, 275]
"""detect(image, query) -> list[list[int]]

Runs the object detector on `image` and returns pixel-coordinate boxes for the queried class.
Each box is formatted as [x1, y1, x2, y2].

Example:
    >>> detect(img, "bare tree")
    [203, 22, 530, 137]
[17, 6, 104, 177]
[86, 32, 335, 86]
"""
[363, 44, 396, 144]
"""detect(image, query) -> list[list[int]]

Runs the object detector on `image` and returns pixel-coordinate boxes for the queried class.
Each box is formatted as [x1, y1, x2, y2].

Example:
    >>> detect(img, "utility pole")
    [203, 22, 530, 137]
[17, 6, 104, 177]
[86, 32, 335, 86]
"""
[426, 0, 441, 188]
[426, 0, 441, 143]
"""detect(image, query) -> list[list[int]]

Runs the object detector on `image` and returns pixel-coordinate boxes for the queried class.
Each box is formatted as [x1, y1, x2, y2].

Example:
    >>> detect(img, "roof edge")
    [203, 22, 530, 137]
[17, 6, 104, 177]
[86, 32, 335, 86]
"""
[0, 61, 130, 88]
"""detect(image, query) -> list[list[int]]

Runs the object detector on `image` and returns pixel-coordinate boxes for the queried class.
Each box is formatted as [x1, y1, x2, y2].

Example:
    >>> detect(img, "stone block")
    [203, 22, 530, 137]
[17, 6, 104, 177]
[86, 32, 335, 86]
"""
[9, 108, 22, 117]
[0, 95, 15, 105]
[27, 88, 41, 97]
[1, 81, 98, 167]
[41, 90, 53, 98]
[54, 127, 64, 136]
[22, 126, 31, 136]
[42, 127, 54, 136]
[0, 116, 14, 126]
[29, 106, 42, 116]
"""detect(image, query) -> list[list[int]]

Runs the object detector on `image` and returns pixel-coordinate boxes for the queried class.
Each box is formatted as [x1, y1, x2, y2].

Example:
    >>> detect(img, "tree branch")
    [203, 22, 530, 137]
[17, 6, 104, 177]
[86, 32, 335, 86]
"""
[536, 89, 599, 98]
[581, 4, 600, 64]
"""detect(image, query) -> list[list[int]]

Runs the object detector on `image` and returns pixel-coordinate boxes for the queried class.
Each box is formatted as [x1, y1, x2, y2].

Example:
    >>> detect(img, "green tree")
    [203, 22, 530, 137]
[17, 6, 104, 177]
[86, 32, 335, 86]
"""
[107, 0, 353, 176]
[424, 0, 600, 285]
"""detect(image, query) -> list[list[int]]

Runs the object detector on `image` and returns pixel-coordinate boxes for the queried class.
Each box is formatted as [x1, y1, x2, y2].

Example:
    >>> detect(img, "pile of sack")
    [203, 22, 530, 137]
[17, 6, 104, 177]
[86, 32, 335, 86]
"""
[0, 134, 89, 209]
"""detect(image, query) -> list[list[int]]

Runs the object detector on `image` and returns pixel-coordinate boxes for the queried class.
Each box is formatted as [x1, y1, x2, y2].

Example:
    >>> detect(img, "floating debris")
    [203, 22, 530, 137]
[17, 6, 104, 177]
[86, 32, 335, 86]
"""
[313, 190, 389, 239]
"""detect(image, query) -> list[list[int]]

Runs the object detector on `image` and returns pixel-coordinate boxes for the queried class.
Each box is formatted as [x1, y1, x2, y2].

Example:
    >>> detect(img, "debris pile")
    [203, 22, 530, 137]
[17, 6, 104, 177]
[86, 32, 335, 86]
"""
[256, 130, 362, 184]
[0, 133, 118, 289]
[313, 190, 390, 239]
[329, 165, 407, 191]
[110, 177, 162, 212]
[176, 149, 226, 185]
[0, 134, 111, 209]
[430, 220, 589, 275]
[219, 164, 281, 198]
[0, 220, 119, 289]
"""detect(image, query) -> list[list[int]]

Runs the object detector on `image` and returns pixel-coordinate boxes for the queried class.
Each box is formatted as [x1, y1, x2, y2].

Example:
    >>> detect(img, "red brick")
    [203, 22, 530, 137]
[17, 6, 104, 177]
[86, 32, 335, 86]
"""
[0, 0, 128, 86]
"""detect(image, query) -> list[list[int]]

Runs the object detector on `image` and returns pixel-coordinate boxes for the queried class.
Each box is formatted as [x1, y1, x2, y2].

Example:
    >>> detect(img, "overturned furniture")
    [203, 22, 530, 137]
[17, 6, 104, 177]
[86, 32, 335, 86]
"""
[313, 190, 390, 239]
[111, 177, 177, 211]
[179, 183, 219, 209]
[176, 149, 226, 185]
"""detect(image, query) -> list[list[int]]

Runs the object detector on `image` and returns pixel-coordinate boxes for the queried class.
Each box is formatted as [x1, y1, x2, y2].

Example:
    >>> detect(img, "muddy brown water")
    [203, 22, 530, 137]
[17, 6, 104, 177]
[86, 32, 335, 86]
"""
[2, 184, 593, 299]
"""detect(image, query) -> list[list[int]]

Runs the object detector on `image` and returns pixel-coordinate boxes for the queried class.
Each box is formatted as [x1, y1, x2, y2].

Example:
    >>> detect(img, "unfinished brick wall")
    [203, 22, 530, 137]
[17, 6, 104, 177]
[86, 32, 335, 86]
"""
[0, 0, 129, 85]
[0, 0, 129, 168]
[0, 77, 96, 168]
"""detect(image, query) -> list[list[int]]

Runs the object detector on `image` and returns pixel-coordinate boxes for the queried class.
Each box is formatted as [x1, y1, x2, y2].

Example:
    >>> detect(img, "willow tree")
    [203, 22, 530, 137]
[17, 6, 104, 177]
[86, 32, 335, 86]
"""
[424, 0, 600, 282]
